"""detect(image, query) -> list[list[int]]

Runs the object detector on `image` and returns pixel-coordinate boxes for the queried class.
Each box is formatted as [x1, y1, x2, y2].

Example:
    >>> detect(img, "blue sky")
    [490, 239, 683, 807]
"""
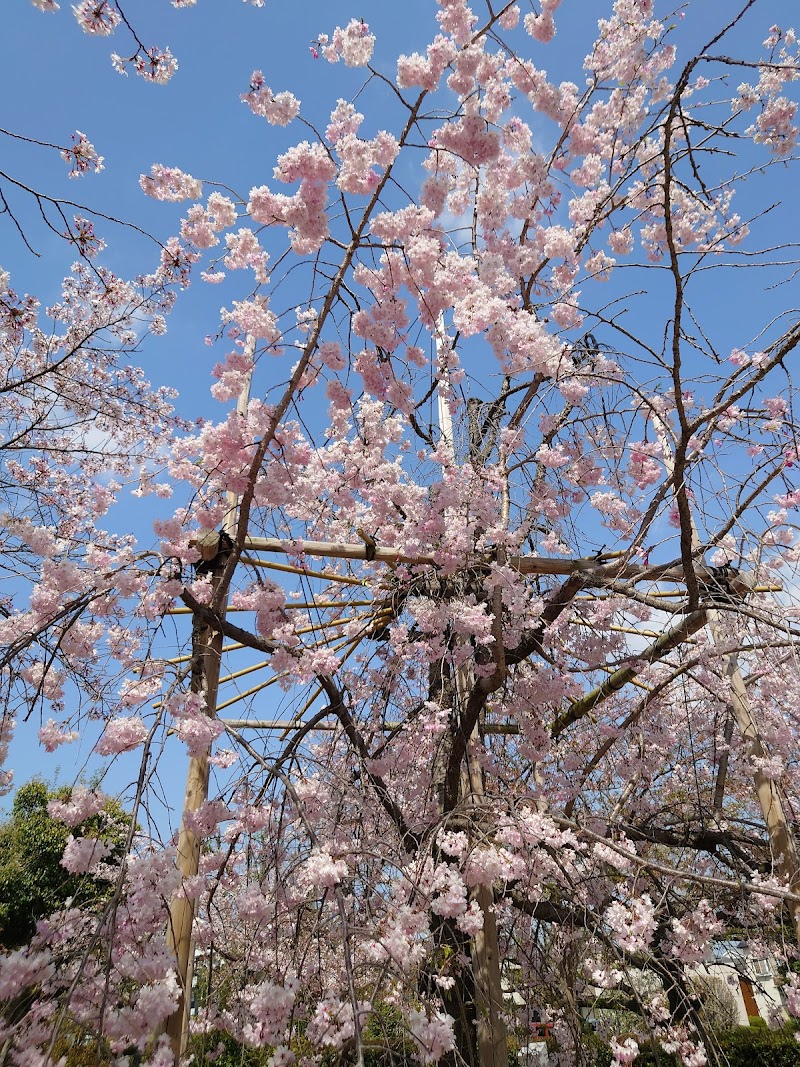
[3, 0, 797, 420]
[3, 0, 800, 814]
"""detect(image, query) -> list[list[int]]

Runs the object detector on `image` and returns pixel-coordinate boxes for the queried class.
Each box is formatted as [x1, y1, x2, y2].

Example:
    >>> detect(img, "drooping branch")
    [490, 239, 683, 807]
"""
[551, 609, 709, 739]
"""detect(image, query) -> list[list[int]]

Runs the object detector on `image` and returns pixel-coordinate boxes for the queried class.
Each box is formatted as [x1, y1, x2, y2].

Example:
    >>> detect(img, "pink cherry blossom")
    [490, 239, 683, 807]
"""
[60, 129, 104, 177]
[61, 834, 112, 874]
[72, 0, 119, 35]
[5, 4, 800, 1064]
[243, 71, 301, 126]
[321, 18, 375, 67]
[409, 1010, 456, 1063]
[38, 719, 79, 751]
[140, 163, 202, 201]
[96, 715, 149, 754]
[610, 1036, 640, 1066]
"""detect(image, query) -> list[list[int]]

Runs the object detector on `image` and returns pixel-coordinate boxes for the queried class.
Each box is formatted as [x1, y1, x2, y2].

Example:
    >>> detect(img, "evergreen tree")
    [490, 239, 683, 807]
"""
[0, 780, 127, 949]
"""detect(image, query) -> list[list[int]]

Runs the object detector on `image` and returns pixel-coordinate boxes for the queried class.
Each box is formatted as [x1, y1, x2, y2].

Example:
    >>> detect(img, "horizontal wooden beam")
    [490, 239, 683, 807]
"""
[240, 556, 365, 585]
[220, 717, 521, 735]
[244, 536, 780, 587]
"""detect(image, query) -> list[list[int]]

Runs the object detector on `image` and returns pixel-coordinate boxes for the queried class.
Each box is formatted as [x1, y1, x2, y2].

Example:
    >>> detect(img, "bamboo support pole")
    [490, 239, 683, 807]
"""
[244, 535, 628, 576]
[240, 555, 366, 585]
[708, 611, 800, 940]
[280, 685, 323, 736]
[244, 536, 686, 583]
[243, 534, 781, 594]
[285, 600, 373, 609]
[608, 625, 667, 639]
[165, 606, 253, 616]
[277, 635, 364, 740]
[218, 658, 273, 686]
[163, 340, 254, 1061]
[162, 643, 244, 667]
[214, 632, 357, 716]
[651, 418, 800, 941]
[219, 717, 521, 734]
[294, 613, 369, 637]
[215, 673, 282, 713]
[223, 718, 336, 731]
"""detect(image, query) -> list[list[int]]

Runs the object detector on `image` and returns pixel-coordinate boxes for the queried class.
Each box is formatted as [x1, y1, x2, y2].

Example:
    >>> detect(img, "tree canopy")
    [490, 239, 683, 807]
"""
[2, 2, 800, 1066]
[0, 780, 128, 950]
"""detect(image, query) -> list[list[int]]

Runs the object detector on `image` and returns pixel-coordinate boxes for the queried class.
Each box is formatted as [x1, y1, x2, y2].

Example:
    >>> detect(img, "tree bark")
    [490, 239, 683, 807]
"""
[459, 664, 509, 1067]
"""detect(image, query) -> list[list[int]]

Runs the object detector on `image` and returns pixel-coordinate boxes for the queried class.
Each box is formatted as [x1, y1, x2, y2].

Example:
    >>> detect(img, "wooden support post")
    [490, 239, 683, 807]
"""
[708, 611, 800, 942]
[164, 573, 225, 1057]
[435, 321, 508, 1067]
[446, 668, 508, 1067]
[652, 421, 800, 941]
[162, 340, 253, 1062]
[471, 884, 508, 1067]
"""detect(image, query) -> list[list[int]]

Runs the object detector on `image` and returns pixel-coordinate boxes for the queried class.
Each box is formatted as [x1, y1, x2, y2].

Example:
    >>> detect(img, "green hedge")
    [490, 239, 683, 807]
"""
[716, 1021, 800, 1066]
[581, 1022, 800, 1067]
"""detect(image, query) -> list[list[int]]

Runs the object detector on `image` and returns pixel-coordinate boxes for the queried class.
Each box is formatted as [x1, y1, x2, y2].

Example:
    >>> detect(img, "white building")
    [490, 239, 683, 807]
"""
[696, 941, 786, 1026]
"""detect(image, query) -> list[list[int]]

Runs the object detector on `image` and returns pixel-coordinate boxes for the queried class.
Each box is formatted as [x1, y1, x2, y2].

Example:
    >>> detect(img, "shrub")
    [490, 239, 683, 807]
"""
[716, 1021, 800, 1067]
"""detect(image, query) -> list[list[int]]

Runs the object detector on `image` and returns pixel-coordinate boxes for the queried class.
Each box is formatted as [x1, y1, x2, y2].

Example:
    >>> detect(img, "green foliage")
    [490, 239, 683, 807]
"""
[50, 1021, 114, 1067]
[0, 779, 128, 949]
[716, 1021, 800, 1067]
[362, 1002, 415, 1067]
[580, 1028, 613, 1067]
[188, 1003, 416, 1067]
[189, 1031, 273, 1067]
[51, 1023, 180, 1067]
[582, 1022, 800, 1067]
